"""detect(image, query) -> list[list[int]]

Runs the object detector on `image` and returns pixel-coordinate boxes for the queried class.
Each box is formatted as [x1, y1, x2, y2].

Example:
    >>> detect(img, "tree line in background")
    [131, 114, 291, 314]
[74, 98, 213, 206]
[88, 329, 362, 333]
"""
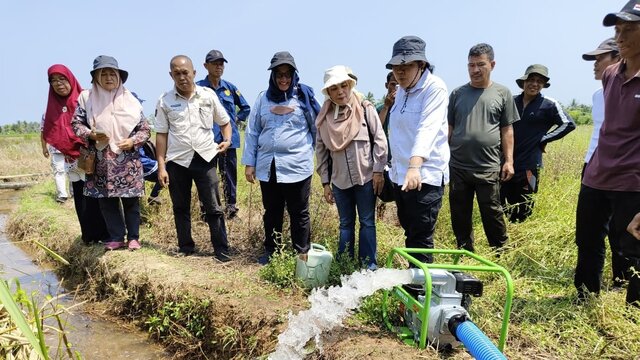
[0, 121, 40, 135]
[0, 99, 593, 135]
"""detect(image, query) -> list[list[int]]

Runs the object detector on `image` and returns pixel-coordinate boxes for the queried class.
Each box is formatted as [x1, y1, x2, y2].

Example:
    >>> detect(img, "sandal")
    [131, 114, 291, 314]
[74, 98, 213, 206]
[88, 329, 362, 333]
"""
[128, 240, 141, 250]
[104, 241, 125, 251]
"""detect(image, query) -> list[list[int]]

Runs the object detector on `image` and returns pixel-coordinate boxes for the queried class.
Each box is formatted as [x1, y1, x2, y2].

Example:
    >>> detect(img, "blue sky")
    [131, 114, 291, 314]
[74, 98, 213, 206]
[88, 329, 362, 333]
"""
[0, 0, 620, 126]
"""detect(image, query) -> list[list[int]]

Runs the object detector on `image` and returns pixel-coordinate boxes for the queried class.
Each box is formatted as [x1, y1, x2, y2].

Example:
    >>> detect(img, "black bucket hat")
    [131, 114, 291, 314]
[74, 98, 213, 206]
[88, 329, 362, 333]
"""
[603, 0, 640, 26]
[268, 51, 297, 71]
[90, 55, 128, 83]
[516, 64, 550, 89]
[582, 38, 619, 60]
[386, 36, 428, 69]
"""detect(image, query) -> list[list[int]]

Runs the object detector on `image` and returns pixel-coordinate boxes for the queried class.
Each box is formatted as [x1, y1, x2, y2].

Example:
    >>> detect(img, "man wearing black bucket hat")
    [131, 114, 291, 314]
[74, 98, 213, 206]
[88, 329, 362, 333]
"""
[448, 43, 519, 253]
[575, 0, 640, 307]
[500, 64, 575, 223]
[197, 49, 251, 220]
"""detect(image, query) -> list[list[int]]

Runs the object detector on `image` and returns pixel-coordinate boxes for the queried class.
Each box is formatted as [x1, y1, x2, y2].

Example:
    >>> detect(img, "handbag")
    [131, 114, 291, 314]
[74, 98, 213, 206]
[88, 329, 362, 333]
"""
[377, 167, 395, 203]
[361, 101, 395, 203]
[77, 147, 96, 175]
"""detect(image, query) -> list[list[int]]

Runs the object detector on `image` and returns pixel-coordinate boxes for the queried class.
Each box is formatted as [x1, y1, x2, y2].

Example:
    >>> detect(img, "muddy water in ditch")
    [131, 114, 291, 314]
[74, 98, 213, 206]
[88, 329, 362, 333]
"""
[0, 190, 169, 359]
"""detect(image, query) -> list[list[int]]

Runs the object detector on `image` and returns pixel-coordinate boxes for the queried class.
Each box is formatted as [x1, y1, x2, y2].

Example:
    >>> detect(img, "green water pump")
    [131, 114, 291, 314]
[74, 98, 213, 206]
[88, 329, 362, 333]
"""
[382, 248, 514, 354]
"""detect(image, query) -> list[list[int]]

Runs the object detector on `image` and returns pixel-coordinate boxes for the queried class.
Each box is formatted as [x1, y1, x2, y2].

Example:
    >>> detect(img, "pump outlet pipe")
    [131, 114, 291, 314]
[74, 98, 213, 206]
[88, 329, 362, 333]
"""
[449, 315, 506, 360]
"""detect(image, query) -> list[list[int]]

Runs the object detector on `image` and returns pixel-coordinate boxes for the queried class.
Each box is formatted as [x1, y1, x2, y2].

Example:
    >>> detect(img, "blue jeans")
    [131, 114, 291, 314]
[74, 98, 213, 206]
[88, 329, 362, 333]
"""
[332, 181, 377, 268]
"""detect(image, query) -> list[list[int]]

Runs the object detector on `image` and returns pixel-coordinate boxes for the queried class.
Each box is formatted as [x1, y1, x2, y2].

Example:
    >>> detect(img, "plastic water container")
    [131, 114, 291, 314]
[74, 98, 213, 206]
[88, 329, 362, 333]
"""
[295, 243, 333, 288]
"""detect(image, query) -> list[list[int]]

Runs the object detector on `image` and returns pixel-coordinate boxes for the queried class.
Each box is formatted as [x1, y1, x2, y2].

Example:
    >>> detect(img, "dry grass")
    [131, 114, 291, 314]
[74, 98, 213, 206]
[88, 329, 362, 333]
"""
[0, 135, 50, 177]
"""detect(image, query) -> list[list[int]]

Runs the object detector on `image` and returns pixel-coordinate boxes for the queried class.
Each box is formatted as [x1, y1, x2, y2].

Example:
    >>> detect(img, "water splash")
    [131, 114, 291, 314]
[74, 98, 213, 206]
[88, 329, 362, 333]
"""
[269, 268, 414, 360]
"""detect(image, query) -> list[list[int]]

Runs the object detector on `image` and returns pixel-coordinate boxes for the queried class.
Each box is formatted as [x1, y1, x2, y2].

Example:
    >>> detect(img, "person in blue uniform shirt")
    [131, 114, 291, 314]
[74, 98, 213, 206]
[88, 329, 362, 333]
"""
[197, 49, 251, 219]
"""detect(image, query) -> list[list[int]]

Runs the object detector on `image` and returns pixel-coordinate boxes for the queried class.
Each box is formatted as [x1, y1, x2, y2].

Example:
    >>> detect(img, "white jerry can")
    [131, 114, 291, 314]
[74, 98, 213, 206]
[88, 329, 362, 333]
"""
[295, 243, 333, 288]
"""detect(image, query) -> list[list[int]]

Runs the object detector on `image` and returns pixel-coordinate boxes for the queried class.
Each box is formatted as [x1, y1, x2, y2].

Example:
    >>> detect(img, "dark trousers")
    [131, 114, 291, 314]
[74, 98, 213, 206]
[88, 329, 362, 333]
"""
[259, 161, 311, 255]
[166, 153, 228, 255]
[574, 185, 640, 305]
[98, 197, 140, 242]
[394, 182, 444, 264]
[449, 167, 508, 251]
[72, 180, 109, 243]
[500, 169, 538, 223]
[212, 148, 238, 208]
[143, 171, 163, 198]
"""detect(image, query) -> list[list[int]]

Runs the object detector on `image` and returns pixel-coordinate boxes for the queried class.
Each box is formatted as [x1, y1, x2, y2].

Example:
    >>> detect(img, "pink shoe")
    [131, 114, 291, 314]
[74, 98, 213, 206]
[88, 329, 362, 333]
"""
[104, 241, 125, 251]
[128, 240, 141, 250]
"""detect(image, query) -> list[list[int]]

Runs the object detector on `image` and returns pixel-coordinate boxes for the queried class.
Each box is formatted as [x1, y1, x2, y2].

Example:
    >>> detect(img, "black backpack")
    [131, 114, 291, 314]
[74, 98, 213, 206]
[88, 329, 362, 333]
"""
[142, 140, 157, 161]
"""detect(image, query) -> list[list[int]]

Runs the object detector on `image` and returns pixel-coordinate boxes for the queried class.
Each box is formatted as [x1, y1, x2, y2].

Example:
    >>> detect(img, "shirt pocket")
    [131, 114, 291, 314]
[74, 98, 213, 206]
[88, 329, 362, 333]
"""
[167, 109, 189, 133]
[199, 106, 214, 129]
[353, 122, 372, 162]
[284, 107, 306, 129]
[402, 101, 423, 117]
[220, 94, 235, 113]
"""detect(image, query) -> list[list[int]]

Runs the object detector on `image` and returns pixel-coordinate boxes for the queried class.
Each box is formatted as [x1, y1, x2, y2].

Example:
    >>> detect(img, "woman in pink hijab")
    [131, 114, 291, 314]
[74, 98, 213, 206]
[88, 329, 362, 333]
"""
[72, 56, 150, 251]
[43, 64, 109, 244]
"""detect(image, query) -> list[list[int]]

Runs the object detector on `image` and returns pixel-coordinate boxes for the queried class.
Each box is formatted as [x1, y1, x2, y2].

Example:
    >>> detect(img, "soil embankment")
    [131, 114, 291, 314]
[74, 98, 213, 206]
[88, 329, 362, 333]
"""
[7, 183, 439, 359]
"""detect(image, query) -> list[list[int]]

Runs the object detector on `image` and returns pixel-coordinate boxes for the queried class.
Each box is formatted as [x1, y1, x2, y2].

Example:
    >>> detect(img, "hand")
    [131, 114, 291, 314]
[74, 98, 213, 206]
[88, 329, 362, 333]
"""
[372, 172, 384, 195]
[384, 90, 396, 108]
[42, 147, 49, 158]
[117, 138, 134, 151]
[627, 212, 640, 240]
[217, 140, 231, 153]
[401, 167, 422, 192]
[245, 166, 256, 184]
[90, 130, 109, 142]
[501, 161, 514, 182]
[323, 184, 334, 204]
[158, 168, 170, 187]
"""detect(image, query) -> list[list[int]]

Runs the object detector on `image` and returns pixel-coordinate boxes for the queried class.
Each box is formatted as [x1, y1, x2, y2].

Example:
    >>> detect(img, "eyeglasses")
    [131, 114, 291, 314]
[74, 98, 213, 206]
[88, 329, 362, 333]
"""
[49, 77, 69, 85]
[275, 72, 292, 79]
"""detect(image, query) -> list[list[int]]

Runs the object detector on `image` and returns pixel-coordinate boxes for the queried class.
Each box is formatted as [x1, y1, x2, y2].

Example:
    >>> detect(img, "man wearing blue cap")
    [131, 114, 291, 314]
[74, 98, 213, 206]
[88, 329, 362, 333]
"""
[575, 0, 640, 306]
[197, 49, 251, 219]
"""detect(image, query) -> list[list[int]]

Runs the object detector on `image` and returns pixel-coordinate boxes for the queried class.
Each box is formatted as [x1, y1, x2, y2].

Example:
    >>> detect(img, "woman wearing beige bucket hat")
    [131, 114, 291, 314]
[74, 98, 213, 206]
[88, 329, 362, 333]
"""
[315, 65, 388, 270]
[385, 35, 450, 265]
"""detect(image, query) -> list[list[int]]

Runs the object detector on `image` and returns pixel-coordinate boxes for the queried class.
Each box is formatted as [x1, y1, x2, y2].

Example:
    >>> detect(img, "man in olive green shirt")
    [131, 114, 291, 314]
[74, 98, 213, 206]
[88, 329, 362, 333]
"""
[448, 43, 519, 253]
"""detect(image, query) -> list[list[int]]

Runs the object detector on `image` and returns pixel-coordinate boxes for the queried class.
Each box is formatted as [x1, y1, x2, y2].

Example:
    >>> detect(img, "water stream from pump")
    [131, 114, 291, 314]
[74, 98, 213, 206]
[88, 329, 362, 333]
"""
[269, 268, 414, 360]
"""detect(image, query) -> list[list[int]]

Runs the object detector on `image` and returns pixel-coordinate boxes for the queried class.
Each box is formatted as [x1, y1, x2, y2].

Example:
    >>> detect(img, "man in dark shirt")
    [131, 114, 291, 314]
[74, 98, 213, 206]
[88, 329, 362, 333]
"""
[197, 49, 251, 219]
[500, 64, 575, 223]
[575, 0, 640, 306]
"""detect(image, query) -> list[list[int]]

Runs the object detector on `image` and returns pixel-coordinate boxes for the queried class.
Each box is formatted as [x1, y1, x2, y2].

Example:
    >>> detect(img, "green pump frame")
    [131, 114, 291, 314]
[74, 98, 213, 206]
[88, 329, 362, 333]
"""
[382, 248, 514, 351]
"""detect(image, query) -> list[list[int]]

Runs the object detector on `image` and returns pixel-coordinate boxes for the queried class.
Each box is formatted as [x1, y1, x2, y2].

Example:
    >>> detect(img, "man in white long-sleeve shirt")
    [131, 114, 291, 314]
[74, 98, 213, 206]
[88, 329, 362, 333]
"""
[582, 38, 620, 172]
[577, 38, 624, 289]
